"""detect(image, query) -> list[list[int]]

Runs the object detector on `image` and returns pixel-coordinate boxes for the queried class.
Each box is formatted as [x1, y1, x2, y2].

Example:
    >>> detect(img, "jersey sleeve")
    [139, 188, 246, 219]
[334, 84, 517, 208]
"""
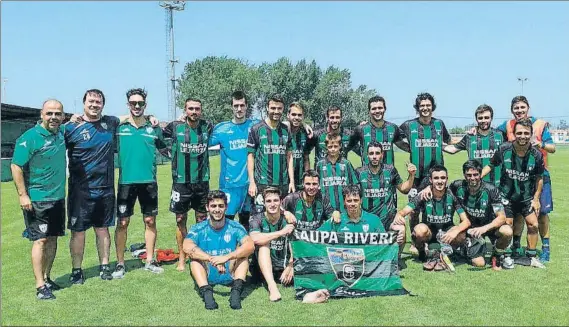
[281, 193, 295, 213]
[248, 214, 263, 233]
[399, 121, 410, 139]
[441, 121, 452, 144]
[407, 196, 423, 211]
[185, 225, 200, 244]
[534, 150, 545, 176]
[322, 194, 335, 218]
[233, 223, 248, 244]
[541, 123, 554, 145]
[162, 122, 175, 139]
[11, 134, 33, 167]
[345, 125, 362, 154]
[154, 126, 168, 150]
[454, 135, 468, 151]
[392, 166, 403, 186]
[489, 145, 503, 167]
[209, 123, 223, 147]
[285, 129, 293, 152]
[452, 195, 465, 214]
[488, 185, 505, 214]
[247, 125, 259, 153]
[347, 161, 358, 185]
[448, 180, 462, 196]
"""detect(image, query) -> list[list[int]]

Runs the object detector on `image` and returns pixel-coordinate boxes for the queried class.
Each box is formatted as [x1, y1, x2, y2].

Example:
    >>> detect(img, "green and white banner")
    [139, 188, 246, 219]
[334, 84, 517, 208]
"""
[291, 229, 408, 298]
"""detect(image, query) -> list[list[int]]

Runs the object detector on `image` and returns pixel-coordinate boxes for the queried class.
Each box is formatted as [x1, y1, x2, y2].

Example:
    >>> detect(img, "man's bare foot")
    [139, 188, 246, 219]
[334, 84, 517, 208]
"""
[268, 284, 282, 302]
[302, 289, 330, 304]
[176, 261, 186, 271]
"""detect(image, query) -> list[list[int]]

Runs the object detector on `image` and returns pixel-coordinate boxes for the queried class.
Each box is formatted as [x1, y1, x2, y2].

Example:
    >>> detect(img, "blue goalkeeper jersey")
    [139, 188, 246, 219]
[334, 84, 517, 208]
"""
[210, 118, 259, 188]
[64, 115, 120, 193]
[185, 218, 248, 256]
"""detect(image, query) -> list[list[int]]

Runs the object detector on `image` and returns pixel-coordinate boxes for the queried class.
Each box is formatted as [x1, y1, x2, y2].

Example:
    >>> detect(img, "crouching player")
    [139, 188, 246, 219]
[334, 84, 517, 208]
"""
[393, 165, 471, 270]
[249, 188, 295, 302]
[183, 191, 254, 310]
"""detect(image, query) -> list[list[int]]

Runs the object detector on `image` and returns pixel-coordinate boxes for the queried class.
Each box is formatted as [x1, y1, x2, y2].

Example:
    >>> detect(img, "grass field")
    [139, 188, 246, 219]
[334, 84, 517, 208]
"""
[2, 148, 569, 326]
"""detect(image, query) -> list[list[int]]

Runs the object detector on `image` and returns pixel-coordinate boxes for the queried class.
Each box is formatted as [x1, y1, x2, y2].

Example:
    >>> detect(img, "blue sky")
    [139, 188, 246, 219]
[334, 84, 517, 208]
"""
[2, 1, 568, 127]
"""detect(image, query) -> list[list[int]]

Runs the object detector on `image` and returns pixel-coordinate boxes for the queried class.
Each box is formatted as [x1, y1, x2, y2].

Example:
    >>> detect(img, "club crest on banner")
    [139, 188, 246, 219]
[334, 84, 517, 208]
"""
[327, 247, 365, 287]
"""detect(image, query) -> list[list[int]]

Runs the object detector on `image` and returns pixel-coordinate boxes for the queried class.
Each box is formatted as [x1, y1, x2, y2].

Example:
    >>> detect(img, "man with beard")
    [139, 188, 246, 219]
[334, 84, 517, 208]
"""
[315, 134, 359, 213]
[304, 106, 354, 169]
[498, 96, 555, 262]
[482, 118, 545, 268]
[419, 160, 514, 269]
[249, 188, 295, 302]
[319, 185, 386, 233]
[247, 94, 294, 213]
[183, 190, 254, 310]
[11, 99, 66, 299]
[111, 89, 170, 278]
[209, 91, 258, 231]
[357, 142, 416, 261]
[399, 93, 454, 255]
[444, 104, 504, 186]
[345, 95, 409, 167]
[282, 169, 341, 230]
[163, 97, 214, 272]
[393, 165, 471, 270]
[286, 102, 311, 190]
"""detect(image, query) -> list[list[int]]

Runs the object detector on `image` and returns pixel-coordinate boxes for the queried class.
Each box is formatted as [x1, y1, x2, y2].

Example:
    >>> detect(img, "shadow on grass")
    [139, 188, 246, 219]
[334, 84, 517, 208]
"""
[52, 258, 146, 289]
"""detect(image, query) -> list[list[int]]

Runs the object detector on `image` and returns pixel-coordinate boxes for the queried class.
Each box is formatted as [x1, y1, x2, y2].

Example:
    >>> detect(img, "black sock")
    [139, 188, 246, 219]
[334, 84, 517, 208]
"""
[199, 285, 218, 310]
[239, 213, 251, 231]
[513, 236, 521, 248]
[229, 279, 244, 310]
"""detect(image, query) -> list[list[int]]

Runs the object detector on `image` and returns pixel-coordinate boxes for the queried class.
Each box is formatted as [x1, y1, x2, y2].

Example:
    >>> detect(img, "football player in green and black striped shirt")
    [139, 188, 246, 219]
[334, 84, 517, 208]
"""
[304, 106, 355, 169]
[482, 118, 545, 267]
[163, 97, 213, 271]
[249, 187, 295, 302]
[345, 95, 410, 167]
[247, 94, 294, 214]
[286, 102, 312, 190]
[399, 93, 454, 254]
[357, 142, 415, 236]
[315, 134, 359, 212]
[444, 104, 504, 186]
[282, 169, 340, 230]
[393, 165, 471, 265]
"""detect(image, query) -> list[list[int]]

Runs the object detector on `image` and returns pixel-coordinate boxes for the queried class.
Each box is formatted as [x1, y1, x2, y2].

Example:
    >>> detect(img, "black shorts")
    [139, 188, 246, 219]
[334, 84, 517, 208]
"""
[67, 188, 115, 232]
[504, 199, 534, 219]
[117, 183, 158, 219]
[462, 236, 487, 259]
[23, 200, 65, 241]
[169, 182, 209, 214]
[250, 184, 289, 214]
[382, 211, 396, 231]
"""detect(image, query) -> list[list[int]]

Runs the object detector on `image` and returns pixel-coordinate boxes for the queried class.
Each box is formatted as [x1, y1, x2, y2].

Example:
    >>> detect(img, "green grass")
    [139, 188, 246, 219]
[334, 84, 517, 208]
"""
[2, 148, 569, 326]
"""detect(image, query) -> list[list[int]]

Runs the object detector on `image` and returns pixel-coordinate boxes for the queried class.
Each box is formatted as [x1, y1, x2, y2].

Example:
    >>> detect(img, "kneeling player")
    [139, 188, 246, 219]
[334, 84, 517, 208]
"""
[282, 170, 340, 230]
[394, 165, 471, 270]
[249, 188, 295, 302]
[421, 160, 513, 269]
[183, 191, 254, 310]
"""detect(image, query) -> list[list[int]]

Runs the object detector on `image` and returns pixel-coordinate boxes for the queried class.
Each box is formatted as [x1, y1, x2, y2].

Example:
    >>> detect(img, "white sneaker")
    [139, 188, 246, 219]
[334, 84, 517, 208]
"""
[530, 257, 546, 269]
[502, 257, 515, 269]
[144, 261, 164, 274]
[112, 264, 126, 279]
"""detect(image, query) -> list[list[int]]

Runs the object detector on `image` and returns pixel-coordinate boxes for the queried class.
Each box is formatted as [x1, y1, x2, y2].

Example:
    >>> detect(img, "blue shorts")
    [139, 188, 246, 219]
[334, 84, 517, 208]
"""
[540, 175, 553, 215]
[222, 186, 251, 216]
[206, 262, 233, 286]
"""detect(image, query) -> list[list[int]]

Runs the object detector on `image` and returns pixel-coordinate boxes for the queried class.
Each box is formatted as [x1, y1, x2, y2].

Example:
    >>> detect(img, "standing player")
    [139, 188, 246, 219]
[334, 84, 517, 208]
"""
[315, 134, 359, 212]
[112, 89, 170, 278]
[183, 190, 254, 310]
[249, 188, 295, 302]
[444, 104, 504, 186]
[399, 92, 453, 253]
[497, 96, 555, 262]
[482, 118, 545, 268]
[65, 89, 120, 282]
[163, 97, 213, 272]
[282, 170, 340, 230]
[393, 165, 471, 268]
[357, 142, 416, 256]
[345, 95, 409, 167]
[209, 91, 258, 230]
[304, 106, 353, 169]
[247, 94, 294, 213]
[286, 102, 311, 190]
[11, 99, 66, 299]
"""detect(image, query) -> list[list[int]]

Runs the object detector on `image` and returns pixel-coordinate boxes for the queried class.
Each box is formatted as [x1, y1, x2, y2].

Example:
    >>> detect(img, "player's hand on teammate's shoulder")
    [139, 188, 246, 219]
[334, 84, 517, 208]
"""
[282, 224, 295, 235]
[284, 211, 297, 225]
[418, 186, 432, 200]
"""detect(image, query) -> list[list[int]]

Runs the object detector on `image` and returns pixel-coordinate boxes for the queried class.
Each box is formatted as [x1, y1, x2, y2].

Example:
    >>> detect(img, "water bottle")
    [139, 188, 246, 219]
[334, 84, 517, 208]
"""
[436, 229, 453, 255]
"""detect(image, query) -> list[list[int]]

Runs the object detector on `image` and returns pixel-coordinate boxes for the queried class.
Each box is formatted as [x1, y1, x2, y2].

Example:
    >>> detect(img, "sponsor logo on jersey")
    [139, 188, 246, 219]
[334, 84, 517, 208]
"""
[101, 122, 108, 130]
[119, 205, 127, 214]
[224, 232, 231, 243]
[146, 127, 154, 134]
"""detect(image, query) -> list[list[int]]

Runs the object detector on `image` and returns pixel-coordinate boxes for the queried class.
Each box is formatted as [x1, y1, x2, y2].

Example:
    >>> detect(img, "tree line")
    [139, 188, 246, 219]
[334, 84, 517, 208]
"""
[176, 56, 377, 128]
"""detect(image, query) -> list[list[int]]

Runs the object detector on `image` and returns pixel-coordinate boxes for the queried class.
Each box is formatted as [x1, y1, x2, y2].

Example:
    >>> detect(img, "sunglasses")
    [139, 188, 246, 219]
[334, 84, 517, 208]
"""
[129, 101, 146, 107]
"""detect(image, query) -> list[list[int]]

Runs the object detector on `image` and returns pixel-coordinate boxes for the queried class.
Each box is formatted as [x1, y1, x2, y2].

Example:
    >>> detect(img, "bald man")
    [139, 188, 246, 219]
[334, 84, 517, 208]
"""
[11, 99, 67, 300]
